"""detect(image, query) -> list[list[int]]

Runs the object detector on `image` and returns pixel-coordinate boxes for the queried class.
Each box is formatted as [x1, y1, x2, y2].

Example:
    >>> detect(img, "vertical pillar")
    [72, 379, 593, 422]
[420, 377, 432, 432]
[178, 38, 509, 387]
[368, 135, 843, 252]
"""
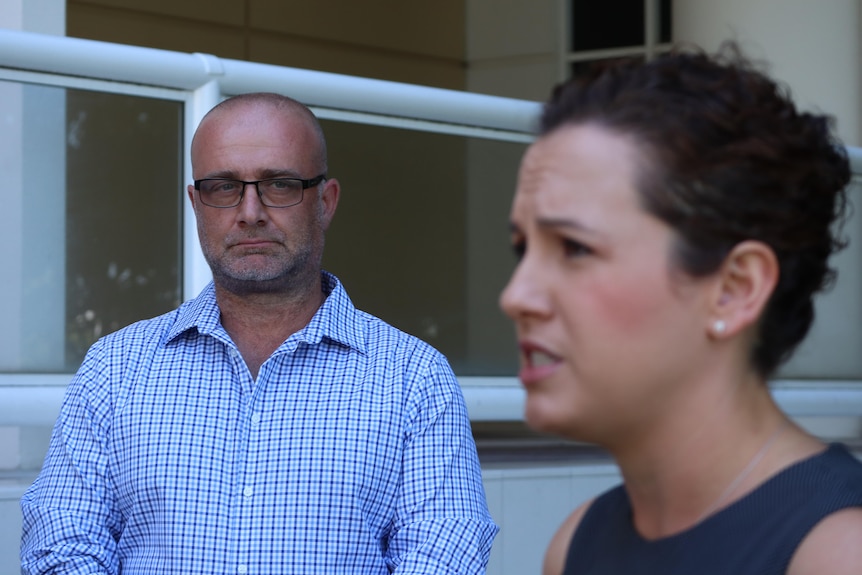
[0, 0, 67, 371]
[674, 0, 860, 146]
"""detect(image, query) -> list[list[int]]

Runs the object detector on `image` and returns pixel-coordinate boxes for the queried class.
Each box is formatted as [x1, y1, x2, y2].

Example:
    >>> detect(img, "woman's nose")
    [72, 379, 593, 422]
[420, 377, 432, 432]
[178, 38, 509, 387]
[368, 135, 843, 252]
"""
[499, 252, 551, 320]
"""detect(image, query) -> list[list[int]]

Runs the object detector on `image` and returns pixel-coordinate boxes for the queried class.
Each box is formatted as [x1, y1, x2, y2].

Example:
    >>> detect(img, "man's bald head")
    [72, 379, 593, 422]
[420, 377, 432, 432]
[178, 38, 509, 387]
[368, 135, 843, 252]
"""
[192, 92, 328, 174]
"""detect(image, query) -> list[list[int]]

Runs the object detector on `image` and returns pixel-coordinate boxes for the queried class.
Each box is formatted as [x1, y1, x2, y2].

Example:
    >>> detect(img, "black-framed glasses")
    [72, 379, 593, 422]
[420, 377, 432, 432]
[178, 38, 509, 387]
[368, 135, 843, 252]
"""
[193, 174, 326, 208]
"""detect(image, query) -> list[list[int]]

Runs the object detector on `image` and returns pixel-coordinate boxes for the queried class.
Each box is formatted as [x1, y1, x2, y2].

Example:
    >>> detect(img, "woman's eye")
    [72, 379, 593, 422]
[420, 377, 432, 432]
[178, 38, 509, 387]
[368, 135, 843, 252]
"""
[563, 238, 592, 258]
[511, 240, 526, 261]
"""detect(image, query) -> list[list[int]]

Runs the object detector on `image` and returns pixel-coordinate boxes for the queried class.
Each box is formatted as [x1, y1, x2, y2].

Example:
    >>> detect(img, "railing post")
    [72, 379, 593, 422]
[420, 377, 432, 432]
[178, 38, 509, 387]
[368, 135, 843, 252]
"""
[182, 58, 223, 301]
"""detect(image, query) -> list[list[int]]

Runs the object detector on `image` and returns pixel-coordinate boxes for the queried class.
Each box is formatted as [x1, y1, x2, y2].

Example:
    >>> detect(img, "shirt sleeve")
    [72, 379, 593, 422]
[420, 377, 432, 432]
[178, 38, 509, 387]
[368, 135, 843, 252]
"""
[385, 353, 499, 574]
[20, 342, 123, 575]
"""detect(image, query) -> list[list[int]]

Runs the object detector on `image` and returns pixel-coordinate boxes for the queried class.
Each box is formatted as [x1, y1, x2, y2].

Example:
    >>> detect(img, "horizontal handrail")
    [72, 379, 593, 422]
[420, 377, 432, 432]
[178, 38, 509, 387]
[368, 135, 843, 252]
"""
[5, 28, 862, 162]
[0, 28, 541, 135]
[1, 374, 860, 425]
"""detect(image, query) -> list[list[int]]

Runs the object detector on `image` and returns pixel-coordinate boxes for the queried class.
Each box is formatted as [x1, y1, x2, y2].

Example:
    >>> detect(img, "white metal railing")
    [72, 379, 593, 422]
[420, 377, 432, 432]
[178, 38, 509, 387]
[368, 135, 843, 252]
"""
[2, 374, 861, 427]
[0, 28, 539, 135]
[0, 28, 860, 428]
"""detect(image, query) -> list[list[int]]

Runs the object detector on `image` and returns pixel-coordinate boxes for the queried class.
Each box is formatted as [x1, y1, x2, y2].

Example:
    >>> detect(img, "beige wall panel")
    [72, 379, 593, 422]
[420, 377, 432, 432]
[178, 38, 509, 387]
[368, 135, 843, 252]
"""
[69, 0, 244, 26]
[249, 0, 465, 60]
[68, 3, 247, 59]
[467, 56, 555, 101]
[249, 34, 464, 89]
[466, 0, 556, 60]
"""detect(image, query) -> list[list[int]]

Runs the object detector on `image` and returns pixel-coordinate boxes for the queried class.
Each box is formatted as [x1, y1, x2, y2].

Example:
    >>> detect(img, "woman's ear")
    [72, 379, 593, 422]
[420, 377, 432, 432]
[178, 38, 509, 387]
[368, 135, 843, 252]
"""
[708, 240, 779, 339]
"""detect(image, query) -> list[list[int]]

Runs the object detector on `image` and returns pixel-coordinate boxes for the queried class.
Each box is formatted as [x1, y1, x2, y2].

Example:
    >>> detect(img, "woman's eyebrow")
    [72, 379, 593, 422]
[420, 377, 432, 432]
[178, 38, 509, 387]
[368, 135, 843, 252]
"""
[536, 216, 598, 236]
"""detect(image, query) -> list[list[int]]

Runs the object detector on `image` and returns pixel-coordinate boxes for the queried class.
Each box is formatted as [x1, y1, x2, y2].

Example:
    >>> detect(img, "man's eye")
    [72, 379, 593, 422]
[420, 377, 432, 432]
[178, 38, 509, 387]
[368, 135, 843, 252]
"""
[212, 181, 239, 192]
[274, 179, 300, 189]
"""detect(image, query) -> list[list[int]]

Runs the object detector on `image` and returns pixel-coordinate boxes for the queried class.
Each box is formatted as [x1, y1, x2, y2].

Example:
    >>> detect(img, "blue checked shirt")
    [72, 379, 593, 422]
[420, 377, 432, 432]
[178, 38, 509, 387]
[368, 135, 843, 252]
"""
[21, 272, 498, 574]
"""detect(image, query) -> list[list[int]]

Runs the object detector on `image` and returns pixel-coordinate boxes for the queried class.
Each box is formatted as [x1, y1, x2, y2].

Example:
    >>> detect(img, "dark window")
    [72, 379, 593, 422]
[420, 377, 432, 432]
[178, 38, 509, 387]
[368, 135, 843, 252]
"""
[571, 0, 672, 51]
[572, 0, 643, 51]
[659, 0, 672, 43]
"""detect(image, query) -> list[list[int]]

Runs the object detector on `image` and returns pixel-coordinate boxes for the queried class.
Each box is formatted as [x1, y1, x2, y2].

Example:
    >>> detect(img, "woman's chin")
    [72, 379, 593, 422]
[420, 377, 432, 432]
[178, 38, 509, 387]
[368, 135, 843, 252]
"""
[524, 399, 567, 436]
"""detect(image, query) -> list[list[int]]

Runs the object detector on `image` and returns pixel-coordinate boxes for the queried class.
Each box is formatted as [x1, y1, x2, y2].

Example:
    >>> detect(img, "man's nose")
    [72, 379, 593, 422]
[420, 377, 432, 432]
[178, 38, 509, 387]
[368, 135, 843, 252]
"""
[236, 182, 268, 223]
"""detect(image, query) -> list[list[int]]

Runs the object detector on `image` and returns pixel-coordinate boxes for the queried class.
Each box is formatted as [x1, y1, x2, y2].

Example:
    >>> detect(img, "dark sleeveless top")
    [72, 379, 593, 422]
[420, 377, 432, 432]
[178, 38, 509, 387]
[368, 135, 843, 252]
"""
[562, 443, 862, 575]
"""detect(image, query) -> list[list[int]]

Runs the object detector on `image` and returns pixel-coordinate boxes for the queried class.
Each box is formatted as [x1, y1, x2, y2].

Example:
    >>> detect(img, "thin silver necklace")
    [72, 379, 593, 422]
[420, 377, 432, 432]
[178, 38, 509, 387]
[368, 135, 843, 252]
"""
[696, 422, 787, 523]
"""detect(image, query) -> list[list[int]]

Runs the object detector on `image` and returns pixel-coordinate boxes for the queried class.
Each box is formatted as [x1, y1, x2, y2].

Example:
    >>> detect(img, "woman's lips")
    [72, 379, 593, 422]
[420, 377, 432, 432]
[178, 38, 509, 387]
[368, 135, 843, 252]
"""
[518, 343, 562, 386]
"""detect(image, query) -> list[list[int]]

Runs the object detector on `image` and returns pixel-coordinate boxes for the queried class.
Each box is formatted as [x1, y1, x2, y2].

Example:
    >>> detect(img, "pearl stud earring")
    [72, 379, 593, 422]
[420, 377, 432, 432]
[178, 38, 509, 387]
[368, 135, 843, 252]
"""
[713, 319, 727, 334]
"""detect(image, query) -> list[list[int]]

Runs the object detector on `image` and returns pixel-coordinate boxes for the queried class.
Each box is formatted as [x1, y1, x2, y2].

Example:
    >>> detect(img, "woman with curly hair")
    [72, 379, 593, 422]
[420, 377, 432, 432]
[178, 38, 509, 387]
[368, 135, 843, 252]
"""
[500, 43, 862, 575]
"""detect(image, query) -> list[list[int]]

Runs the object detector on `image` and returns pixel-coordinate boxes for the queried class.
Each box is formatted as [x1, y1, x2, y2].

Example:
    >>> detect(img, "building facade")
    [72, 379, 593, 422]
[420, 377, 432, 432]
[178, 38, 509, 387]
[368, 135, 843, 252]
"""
[1, 1, 860, 574]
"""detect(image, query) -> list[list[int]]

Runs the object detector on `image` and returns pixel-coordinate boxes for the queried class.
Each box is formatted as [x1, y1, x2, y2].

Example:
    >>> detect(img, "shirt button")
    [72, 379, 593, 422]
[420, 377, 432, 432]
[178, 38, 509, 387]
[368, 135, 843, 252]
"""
[238, 565, 248, 574]
[243, 486, 253, 498]
[251, 412, 261, 425]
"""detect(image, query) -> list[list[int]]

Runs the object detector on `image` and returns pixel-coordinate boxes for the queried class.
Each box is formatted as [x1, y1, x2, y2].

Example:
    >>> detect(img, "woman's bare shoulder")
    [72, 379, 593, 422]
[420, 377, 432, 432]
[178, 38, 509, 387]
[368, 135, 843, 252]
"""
[787, 506, 862, 575]
[542, 499, 595, 575]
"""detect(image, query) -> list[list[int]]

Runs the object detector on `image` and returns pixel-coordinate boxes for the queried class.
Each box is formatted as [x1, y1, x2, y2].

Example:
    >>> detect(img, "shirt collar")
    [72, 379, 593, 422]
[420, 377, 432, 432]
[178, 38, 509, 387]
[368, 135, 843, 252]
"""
[295, 271, 366, 354]
[165, 271, 366, 354]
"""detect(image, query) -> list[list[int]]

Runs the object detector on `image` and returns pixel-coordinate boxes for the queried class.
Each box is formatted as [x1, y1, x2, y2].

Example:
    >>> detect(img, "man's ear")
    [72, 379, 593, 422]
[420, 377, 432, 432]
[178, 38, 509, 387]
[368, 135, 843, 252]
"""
[187, 184, 198, 211]
[707, 240, 779, 339]
[319, 177, 340, 231]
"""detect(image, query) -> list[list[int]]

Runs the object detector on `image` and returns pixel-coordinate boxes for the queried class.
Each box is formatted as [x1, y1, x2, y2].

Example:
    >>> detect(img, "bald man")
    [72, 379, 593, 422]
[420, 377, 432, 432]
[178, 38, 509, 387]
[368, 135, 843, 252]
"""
[22, 93, 497, 575]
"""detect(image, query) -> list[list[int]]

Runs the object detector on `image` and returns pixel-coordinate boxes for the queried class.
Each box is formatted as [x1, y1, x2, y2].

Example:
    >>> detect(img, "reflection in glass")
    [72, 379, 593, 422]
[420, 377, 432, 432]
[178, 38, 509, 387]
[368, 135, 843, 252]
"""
[321, 120, 525, 375]
[0, 81, 182, 372]
[65, 90, 182, 369]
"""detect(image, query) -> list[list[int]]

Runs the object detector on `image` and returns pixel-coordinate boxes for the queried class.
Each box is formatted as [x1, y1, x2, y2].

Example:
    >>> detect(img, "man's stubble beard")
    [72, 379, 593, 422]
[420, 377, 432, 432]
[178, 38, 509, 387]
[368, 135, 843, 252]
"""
[204, 235, 324, 298]
[199, 196, 328, 298]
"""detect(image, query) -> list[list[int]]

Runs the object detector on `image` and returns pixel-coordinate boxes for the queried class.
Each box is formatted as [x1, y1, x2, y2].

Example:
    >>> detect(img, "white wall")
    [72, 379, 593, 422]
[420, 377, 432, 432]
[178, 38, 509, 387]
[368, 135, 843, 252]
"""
[0, 485, 25, 575]
[483, 463, 621, 575]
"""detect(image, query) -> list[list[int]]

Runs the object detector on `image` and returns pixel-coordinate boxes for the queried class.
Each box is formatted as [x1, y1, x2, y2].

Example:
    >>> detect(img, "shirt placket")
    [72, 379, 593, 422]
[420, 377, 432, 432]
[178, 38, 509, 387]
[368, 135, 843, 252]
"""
[226, 345, 259, 575]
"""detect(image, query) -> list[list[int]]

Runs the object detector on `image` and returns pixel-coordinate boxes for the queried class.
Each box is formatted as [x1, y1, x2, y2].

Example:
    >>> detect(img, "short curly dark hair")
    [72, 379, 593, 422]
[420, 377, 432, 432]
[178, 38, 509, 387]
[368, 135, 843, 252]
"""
[540, 43, 851, 378]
